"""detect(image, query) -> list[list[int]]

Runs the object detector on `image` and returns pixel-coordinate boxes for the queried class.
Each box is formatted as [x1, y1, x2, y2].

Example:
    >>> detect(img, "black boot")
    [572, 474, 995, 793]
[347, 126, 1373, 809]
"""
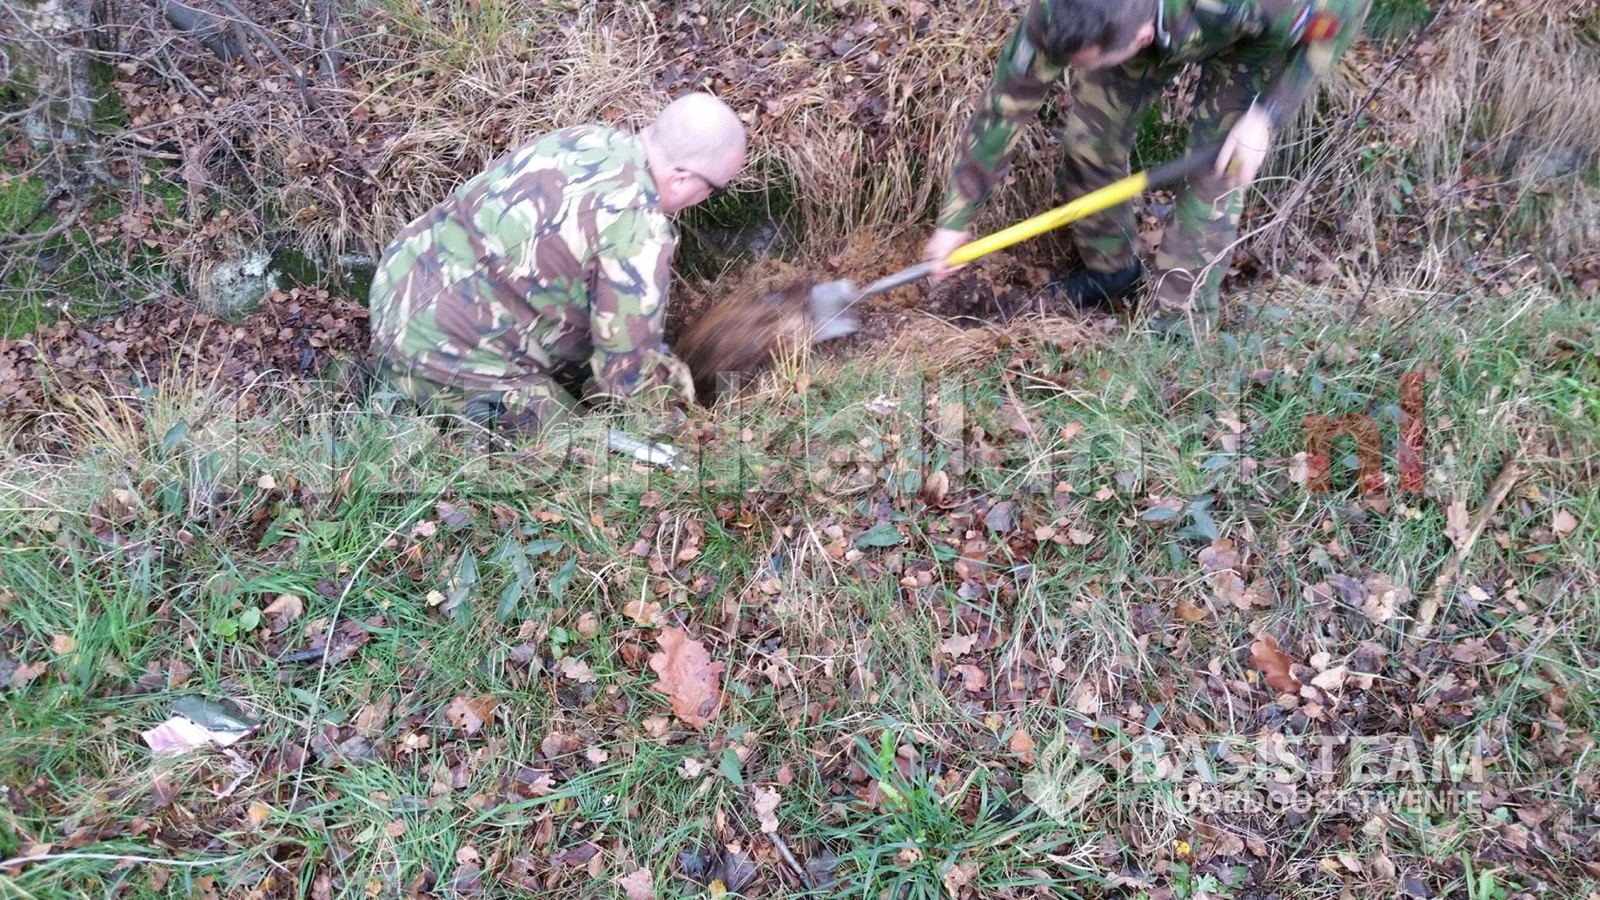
[1048, 261, 1144, 310]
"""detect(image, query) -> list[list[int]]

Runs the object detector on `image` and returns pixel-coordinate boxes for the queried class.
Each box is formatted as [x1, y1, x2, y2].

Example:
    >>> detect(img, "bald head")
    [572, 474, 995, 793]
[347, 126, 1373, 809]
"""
[641, 93, 748, 194]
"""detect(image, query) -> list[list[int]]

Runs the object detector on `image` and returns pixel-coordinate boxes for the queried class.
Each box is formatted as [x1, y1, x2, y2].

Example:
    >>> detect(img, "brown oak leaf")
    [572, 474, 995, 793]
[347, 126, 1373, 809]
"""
[648, 628, 724, 731]
[616, 866, 654, 900]
[445, 695, 498, 736]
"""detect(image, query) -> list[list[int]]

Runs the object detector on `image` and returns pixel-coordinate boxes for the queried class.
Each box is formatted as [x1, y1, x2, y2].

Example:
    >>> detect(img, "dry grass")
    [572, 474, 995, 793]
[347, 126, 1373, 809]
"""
[349, 2, 668, 255]
[878, 312, 1106, 371]
[1251, 0, 1600, 287]
[329, 0, 1599, 303]
[12, 0, 1599, 332]
[338, 1, 1057, 266]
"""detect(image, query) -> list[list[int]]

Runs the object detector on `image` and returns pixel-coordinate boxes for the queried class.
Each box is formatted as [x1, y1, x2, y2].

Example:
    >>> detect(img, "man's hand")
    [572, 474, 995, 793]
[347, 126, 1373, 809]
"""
[1216, 104, 1274, 189]
[923, 227, 971, 281]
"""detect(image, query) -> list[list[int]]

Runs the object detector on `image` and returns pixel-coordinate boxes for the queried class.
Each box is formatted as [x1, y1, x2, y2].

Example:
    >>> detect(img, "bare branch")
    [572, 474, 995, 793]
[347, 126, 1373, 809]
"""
[210, 0, 319, 112]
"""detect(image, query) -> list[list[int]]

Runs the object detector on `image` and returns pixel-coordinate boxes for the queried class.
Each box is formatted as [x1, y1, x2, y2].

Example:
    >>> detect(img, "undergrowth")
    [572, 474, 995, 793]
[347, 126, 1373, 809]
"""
[2, 284, 1597, 898]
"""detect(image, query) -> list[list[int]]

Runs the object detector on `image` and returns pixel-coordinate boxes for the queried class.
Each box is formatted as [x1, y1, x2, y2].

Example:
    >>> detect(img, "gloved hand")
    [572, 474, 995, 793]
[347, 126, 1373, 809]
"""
[807, 279, 859, 343]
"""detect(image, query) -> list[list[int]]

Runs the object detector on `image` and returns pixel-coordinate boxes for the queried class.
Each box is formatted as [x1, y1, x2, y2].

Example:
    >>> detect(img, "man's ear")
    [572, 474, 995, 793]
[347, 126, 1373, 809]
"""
[1136, 21, 1157, 49]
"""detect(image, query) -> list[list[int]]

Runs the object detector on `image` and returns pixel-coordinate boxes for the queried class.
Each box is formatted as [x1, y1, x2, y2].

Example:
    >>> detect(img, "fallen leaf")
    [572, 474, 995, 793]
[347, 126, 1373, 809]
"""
[513, 767, 556, 797]
[1288, 452, 1308, 485]
[752, 785, 781, 833]
[1361, 574, 1408, 625]
[1553, 508, 1578, 537]
[943, 861, 979, 897]
[940, 632, 978, 658]
[354, 702, 389, 738]
[624, 598, 663, 626]
[1197, 541, 1239, 573]
[1208, 571, 1248, 608]
[984, 501, 1018, 532]
[557, 656, 598, 684]
[1443, 499, 1471, 550]
[679, 757, 707, 778]
[9, 660, 47, 688]
[1071, 682, 1101, 715]
[541, 730, 579, 759]
[1175, 599, 1208, 622]
[549, 842, 600, 867]
[1008, 728, 1036, 764]
[166, 657, 192, 689]
[51, 634, 76, 655]
[585, 746, 609, 765]
[954, 664, 987, 692]
[434, 502, 470, 528]
[247, 801, 271, 827]
[1310, 666, 1347, 692]
[1449, 637, 1491, 664]
[616, 866, 654, 900]
[445, 696, 498, 736]
[575, 612, 600, 638]
[263, 593, 304, 623]
[648, 628, 725, 731]
[1005, 402, 1034, 436]
[1250, 634, 1301, 694]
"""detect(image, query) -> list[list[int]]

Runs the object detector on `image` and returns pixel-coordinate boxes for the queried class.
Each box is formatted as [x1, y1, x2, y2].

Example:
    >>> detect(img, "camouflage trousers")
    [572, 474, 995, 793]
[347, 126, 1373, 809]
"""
[1059, 45, 1276, 335]
[372, 356, 583, 436]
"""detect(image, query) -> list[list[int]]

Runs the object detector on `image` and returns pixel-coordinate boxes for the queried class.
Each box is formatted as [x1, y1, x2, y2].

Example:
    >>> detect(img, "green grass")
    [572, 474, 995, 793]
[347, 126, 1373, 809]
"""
[0, 156, 191, 339]
[1365, 0, 1436, 43]
[2, 286, 1598, 898]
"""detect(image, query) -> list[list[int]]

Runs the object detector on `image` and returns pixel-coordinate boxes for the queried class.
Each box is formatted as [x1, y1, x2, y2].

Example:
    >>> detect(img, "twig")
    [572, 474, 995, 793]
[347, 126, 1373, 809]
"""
[211, 0, 318, 112]
[1413, 456, 1526, 639]
[0, 196, 89, 254]
[767, 832, 812, 891]
[0, 850, 241, 871]
[315, 0, 344, 88]
[226, 12, 267, 76]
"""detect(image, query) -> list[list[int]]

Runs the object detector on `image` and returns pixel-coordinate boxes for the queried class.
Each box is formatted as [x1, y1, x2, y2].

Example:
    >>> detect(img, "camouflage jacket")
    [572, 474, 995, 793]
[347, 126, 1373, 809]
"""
[368, 124, 694, 405]
[938, 0, 1371, 232]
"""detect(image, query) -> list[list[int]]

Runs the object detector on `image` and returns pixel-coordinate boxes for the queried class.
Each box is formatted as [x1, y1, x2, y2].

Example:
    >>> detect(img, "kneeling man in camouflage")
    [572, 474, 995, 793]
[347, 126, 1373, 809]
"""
[368, 93, 748, 434]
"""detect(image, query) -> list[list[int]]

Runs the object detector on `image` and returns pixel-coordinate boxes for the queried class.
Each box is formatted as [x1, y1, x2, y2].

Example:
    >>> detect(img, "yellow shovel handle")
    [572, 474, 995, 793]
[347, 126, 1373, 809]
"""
[943, 145, 1221, 268]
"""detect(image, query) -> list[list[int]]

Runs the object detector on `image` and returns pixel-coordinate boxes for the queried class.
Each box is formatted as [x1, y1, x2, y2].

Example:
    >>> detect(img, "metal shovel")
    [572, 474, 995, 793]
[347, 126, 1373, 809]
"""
[820, 144, 1225, 326]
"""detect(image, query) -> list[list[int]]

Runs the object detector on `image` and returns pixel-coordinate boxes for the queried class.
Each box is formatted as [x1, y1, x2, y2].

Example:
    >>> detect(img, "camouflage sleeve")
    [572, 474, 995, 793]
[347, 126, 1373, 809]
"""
[1256, 0, 1371, 127]
[937, 1, 1069, 233]
[587, 208, 697, 408]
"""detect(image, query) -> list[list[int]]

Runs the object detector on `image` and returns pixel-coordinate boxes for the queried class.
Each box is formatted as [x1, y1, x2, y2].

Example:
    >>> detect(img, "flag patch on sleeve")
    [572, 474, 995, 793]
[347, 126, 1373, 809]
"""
[1291, 5, 1342, 42]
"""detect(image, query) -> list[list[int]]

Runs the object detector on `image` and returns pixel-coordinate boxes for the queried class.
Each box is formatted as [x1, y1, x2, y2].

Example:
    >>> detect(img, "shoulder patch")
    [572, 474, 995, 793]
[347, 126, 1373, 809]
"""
[1290, 5, 1342, 41]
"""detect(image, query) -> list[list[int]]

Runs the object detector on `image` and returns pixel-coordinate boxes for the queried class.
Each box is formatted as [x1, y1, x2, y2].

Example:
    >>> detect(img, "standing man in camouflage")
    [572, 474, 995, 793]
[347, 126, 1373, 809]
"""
[368, 92, 747, 434]
[923, 0, 1369, 337]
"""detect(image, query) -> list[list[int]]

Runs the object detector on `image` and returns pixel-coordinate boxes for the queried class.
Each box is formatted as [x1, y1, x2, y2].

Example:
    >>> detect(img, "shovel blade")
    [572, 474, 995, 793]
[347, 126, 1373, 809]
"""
[807, 279, 859, 342]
